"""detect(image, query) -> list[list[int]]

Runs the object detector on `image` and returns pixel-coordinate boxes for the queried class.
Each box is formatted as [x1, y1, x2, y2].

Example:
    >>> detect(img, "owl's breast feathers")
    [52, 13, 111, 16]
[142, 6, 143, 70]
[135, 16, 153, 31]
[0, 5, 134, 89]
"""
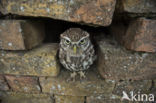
[59, 44, 96, 72]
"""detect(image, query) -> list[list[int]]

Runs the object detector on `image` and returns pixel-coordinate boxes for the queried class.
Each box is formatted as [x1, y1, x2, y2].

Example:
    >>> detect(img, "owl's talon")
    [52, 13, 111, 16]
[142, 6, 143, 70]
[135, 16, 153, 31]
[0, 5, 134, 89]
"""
[67, 72, 77, 82]
[79, 71, 86, 80]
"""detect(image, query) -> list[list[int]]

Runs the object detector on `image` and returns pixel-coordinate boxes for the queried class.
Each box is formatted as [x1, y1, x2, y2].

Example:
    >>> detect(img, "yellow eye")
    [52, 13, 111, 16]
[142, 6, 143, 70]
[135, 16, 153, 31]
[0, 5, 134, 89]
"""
[65, 39, 70, 45]
[80, 39, 86, 45]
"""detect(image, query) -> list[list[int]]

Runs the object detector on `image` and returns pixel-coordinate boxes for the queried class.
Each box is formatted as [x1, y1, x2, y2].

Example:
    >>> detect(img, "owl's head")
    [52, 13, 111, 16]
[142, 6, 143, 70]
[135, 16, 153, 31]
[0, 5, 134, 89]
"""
[60, 28, 91, 56]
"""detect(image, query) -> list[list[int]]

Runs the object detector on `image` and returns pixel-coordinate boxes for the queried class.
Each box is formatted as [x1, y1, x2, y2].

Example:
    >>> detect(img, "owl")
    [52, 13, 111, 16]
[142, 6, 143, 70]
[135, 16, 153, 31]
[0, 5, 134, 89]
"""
[59, 28, 96, 80]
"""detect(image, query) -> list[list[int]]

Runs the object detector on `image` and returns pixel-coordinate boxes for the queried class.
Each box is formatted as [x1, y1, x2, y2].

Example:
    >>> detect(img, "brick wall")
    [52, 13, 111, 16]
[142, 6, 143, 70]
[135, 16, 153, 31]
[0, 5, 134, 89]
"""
[0, 0, 156, 103]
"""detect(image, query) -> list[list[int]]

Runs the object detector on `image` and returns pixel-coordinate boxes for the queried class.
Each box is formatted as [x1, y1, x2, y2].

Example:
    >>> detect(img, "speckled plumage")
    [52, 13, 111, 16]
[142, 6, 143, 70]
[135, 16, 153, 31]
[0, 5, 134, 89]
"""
[59, 28, 96, 72]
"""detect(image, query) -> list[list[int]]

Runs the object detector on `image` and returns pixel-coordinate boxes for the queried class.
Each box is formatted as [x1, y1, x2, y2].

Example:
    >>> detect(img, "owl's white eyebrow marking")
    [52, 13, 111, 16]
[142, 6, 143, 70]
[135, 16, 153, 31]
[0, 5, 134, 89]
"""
[62, 36, 71, 41]
[78, 35, 89, 43]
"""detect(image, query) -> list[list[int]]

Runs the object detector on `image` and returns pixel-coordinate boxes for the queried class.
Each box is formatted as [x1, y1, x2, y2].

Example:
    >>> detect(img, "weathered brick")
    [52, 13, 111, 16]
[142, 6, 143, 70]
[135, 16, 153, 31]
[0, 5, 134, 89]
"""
[0, 92, 54, 103]
[5, 75, 40, 93]
[0, 75, 9, 91]
[40, 69, 115, 96]
[55, 95, 84, 103]
[116, 0, 156, 14]
[0, 0, 116, 26]
[0, 20, 45, 50]
[96, 36, 156, 80]
[111, 18, 156, 53]
[0, 44, 60, 77]
[123, 18, 156, 52]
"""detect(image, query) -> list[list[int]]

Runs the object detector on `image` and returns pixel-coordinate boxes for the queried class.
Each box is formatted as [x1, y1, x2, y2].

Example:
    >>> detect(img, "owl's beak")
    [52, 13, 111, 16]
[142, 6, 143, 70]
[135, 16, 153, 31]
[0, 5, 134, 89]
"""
[73, 45, 77, 54]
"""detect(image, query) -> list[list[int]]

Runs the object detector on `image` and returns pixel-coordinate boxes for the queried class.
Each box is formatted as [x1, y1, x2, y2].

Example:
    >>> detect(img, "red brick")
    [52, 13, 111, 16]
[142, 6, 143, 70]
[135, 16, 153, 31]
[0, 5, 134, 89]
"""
[0, 20, 45, 50]
[5, 75, 40, 93]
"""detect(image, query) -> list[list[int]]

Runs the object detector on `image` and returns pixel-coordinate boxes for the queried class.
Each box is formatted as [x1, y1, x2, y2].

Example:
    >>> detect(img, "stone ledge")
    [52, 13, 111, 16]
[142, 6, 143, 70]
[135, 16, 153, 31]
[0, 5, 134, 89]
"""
[0, 44, 60, 77]
[96, 36, 156, 80]
[40, 68, 115, 96]
[0, 20, 45, 50]
[0, 0, 116, 26]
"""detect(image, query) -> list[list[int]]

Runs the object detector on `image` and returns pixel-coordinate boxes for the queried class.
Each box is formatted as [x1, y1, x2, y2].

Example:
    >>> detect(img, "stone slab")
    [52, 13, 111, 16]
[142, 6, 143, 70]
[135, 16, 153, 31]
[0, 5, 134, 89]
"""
[0, 0, 116, 26]
[0, 44, 60, 77]
[124, 18, 156, 52]
[0, 20, 45, 50]
[96, 36, 156, 80]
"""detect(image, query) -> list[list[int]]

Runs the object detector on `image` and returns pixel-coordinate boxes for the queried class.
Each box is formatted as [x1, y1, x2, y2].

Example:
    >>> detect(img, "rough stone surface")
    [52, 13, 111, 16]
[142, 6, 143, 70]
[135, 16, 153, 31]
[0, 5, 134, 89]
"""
[113, 80, 152, 96]
[0, 44, 60, 77]
[96, 36, 156, 80]
[87, 94, 122, 103]
[55, 95, 84, 103]
[0, 20, 45, 50]
[123, 18, 156, 52]
[116, 0, 156, 13]
[40, 68, 115, 96]
[0, 92, 54, 103]
[0, 75, 9, 91]
[5, 75, 40, 93]
[0, 0, 116, 26]
[87, 80, 153, 103]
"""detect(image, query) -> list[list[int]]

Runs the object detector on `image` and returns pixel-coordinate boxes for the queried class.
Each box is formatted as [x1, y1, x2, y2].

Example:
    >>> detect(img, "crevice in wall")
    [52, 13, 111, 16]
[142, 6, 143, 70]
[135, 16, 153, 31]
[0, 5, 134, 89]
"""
[149, 80, 155, 91]
[3, 75, 12, 91]
[37, 77, 42, 93]
[84, 96, 87, 103]
[51, 94, 55, 103]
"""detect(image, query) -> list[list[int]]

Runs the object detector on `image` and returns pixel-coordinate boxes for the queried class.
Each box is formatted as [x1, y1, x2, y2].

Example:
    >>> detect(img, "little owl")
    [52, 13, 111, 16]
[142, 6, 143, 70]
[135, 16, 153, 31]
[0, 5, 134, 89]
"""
[59, 28, 96, 80]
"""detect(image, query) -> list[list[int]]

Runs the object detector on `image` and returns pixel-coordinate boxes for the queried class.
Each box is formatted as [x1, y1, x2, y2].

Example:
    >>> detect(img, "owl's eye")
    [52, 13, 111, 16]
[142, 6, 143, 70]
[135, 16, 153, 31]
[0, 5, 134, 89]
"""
[65, 39, 70, 45]
[80, 39, 86, 45]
